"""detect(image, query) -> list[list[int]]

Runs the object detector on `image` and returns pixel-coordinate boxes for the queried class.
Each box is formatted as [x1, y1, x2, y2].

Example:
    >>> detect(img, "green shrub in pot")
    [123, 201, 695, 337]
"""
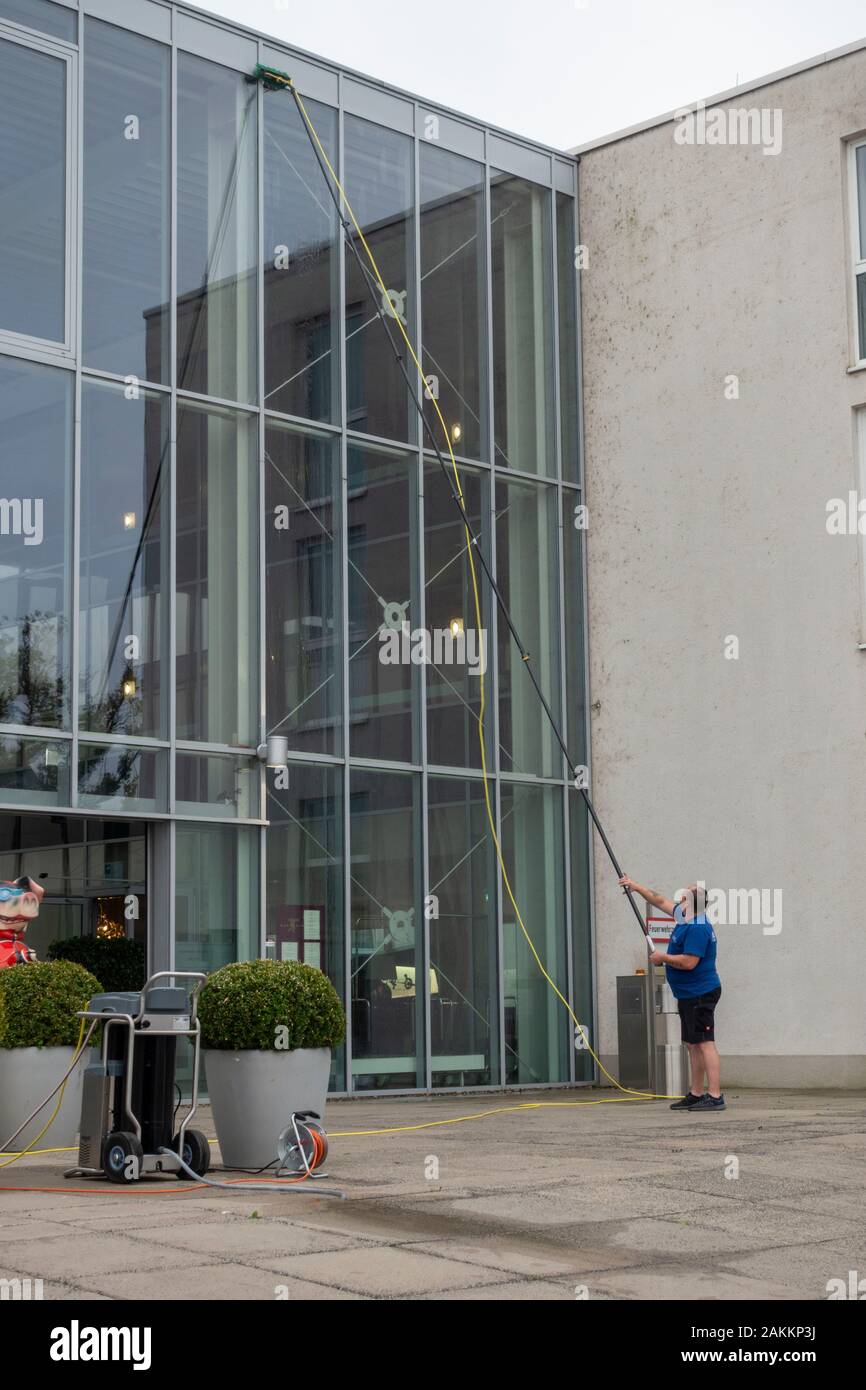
[198, 958, 345, 1052]
[0, 959, 102, 1049]
[0, 960, 103, 1150]
[198, 959, 345, 1169]
[48, 936, 145, 993]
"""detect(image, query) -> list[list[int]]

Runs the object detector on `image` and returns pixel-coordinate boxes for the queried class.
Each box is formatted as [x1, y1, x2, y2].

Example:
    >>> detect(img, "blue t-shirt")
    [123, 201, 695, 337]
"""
[665, 909, 720, 999]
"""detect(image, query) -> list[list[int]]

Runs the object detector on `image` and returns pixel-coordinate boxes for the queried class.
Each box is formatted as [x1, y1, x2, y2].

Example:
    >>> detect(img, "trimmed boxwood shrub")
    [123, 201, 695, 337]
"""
[0, 960, 103, 1049]
[198, 959, 345, 1052]
[48, 936, 146, 992]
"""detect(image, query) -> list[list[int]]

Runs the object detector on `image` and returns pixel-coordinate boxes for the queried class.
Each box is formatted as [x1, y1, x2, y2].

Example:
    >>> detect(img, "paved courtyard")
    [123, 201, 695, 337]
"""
[1, 1088, 863, 1300]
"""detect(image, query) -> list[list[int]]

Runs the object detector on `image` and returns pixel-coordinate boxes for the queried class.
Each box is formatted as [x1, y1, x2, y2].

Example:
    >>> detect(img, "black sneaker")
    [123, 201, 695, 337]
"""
[670, 1092, 704, 1110]
[691, 1094, 726, 1112]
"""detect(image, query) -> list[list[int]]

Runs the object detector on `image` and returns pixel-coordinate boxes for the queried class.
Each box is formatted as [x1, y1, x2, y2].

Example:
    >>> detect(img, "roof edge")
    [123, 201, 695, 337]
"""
[571, 33, 866, 155]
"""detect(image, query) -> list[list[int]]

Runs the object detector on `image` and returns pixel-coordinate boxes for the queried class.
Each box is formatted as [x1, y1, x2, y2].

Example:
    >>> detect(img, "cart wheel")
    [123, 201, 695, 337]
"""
[172, 1128, 211, 1178]
[103, 1131, 144, 1184]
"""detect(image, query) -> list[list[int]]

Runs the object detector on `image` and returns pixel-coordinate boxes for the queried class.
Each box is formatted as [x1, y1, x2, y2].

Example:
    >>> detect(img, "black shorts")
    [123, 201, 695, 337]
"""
[678, 987, 722, 1044]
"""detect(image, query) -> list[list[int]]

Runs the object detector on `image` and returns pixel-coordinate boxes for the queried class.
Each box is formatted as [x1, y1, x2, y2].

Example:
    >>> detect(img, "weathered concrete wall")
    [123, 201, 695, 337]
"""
[579, 52, 866, 1086]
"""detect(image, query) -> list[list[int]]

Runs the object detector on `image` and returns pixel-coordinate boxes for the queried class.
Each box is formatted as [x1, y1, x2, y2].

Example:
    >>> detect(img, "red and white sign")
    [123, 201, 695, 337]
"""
[647, 910, 676, 948]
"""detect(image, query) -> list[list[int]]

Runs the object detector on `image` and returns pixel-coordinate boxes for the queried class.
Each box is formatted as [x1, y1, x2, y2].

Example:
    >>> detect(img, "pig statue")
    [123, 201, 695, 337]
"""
[0, 877, 44, 968]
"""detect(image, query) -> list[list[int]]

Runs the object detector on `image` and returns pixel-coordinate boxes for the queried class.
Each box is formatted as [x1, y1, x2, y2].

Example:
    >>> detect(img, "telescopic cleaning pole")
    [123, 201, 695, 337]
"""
[252, 64, 652, 949]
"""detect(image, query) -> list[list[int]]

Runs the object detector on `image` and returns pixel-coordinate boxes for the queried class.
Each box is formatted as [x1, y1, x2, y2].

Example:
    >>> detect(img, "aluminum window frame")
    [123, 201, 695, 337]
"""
[0, 19, 78, 361]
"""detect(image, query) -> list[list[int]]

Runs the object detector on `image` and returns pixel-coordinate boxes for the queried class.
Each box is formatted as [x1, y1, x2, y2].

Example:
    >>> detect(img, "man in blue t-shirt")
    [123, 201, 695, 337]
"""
[618, 877, 725, 1112]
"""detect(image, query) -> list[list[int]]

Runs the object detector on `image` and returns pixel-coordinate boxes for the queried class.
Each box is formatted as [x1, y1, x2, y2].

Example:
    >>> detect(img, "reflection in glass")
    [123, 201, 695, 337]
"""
[175, 822, 259, 974]
[265, 424, 341, 757]
[491, 171, 554, 475]
[266, 762, 345, 1090]
[264, 93, 338, 422]
[557, 193, 580, 483]
[428, 777, 497, 1087]
[83, 18, 170, 382]
[420, 146, 486, 460]
[176, 752, 257, 820]
[78, 743, 167, 813]
[347, 444, 416, 763]
[177, 54, 257, 404]
[350, 768, 421, 1090]
[176, 404, 258, 746]
[0, 736, 69, 806]
[0, 37, 66, 342]
[0, 358, 71, 729]
[0, 0, 76, 41]
[496, 478, 560, 777]
[80, 381, 168, 738]
[424, 463, 487, 770]
[501, 782, 568, 1084]
[344, 116, 414, 443]
[570, 789, 594, 1083]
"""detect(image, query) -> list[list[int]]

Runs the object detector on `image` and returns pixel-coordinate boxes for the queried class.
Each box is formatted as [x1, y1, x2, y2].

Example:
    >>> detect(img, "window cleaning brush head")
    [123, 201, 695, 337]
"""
[249, 63, 294, 92]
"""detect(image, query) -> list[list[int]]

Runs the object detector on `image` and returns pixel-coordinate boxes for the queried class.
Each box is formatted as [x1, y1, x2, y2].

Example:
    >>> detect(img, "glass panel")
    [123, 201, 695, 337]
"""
[350, 767, 422, 1090]
[80, 380, 168, 738]
[496, 478, 561, 777]
[177, 54, 257, 404]
[78, 743, 167, 813]
[420, 145, 486, 461]
[491, 171, 554, 475]
[344, 115, 414, 443]
[347, 443, 417, 763]
[266, 762, 345, 1091]
[428, 776, 497, 1087]
[424, 462, 488, 770]
[569, 789, 594, 1083]
[265, 423, 341, 757]
[858, 272, 866, 363]
[500, 782, 568, 1084]
[264, 92, 338, 422]
[176, 403, 259, 746]
[0, 357, 72, 729]
[0, 36, 66, 342]
[176, 752, 257, 820]
[0, 735, 69, 806]
[0, 0, 75, 44]
[557, 193, 579, 483]
[175, 822, 259, 973]
[83, 18, 170, 382]
[857, 146, 866, 261]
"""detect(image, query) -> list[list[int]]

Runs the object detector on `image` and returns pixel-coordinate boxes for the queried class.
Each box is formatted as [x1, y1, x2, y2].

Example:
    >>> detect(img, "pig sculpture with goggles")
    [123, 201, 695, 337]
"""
[0, 877, 44, 968]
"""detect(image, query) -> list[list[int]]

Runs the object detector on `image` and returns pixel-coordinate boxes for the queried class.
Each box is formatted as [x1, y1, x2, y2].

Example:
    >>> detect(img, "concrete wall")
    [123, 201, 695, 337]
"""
[578, 50, 866, 1087]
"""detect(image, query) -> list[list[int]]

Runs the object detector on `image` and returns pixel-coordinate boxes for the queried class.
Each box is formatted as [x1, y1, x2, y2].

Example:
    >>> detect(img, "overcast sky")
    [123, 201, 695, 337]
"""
[195, 0, 866, 148]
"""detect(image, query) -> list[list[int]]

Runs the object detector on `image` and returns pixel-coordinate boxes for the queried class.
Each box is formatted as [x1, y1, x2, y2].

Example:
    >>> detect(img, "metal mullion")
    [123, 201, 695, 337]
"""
[69, 26, 83, 807]
[256, 40, 267, 952]
[338, 77, 354, 1095]
[168, 13, 178, 818]
[264, 408, 341, 437]
[413, 107, 431, 1093]
[551, 187, 577, 1079]
[483, 137, 506, 1090]
[80, 366, 172, 394]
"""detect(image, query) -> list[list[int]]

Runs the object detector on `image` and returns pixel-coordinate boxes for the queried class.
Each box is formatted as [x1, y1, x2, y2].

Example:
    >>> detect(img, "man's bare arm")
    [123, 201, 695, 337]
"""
[618, 877, 676, 917]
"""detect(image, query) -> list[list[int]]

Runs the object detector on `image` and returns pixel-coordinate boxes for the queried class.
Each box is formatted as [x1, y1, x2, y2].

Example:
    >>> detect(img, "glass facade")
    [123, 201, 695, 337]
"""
[0, 0, 590, 1093]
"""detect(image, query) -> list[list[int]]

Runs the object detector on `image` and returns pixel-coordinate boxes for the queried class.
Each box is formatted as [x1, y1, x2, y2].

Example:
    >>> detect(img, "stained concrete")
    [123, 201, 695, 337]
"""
[1, 1088, 863, 1301]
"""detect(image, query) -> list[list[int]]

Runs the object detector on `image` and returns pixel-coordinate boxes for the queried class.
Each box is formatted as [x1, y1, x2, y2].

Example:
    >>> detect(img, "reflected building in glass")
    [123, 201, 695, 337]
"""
[0, 0, 591, 1094]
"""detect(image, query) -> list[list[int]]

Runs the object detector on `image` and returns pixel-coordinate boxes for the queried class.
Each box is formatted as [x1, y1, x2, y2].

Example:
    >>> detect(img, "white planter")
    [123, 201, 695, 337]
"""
[204, 1047, 331, 1169]
[0, 1046, 84, 1153]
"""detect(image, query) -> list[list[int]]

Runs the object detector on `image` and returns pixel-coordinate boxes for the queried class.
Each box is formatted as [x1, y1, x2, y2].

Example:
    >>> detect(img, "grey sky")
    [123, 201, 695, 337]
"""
[195, 0, 866, 148]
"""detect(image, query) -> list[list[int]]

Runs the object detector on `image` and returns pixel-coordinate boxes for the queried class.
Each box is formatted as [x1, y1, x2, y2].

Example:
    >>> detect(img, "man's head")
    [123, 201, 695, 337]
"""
[675, 883, 707, 922]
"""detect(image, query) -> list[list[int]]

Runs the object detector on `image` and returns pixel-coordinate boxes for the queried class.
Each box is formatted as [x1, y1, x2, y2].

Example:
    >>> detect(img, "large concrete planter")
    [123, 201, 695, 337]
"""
[0, 1047, 84, 1151]
[204, 1047, 330, 1169]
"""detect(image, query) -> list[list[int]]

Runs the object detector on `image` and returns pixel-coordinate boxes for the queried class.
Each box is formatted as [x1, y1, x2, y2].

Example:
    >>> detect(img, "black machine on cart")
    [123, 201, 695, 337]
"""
[67, 971, 210, 1184]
